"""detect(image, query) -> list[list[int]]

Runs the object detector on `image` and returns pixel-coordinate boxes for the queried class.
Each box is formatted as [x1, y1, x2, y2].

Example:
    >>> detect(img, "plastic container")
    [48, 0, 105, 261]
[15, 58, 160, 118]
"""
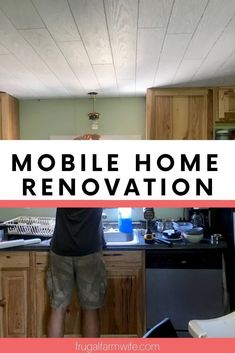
[118, 208, 133, 233]
[215, 130, 230, 140]
[191, 211, 203, 228]
[172, 221, 193, 232]
[0, 223, 6, 241]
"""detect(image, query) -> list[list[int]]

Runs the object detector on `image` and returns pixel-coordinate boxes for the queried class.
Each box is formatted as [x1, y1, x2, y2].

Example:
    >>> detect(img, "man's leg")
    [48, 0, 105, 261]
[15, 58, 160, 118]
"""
[81, 308, 100, 337]
[47, 306, 67, 337]
[75, 252, 106, 337]
[47, 252, 74, 337]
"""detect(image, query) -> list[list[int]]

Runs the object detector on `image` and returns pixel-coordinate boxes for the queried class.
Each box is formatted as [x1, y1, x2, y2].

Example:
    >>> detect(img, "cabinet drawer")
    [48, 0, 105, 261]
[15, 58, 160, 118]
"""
[103, 251, 143, 269]
[0, 252, 30, 268]
[35, 252, 49, 269]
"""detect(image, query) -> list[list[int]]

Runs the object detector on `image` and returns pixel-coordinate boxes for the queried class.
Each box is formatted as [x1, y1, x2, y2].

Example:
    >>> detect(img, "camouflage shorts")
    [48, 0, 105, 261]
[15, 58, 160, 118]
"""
[47, 251, 107, 310]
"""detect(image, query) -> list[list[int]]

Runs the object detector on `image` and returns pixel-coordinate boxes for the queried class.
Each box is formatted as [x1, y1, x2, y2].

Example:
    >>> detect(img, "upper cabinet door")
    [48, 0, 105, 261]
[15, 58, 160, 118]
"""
[146, 88, 213, 140]
[217, 88, 235, 122]
[0, 93, 19, 140]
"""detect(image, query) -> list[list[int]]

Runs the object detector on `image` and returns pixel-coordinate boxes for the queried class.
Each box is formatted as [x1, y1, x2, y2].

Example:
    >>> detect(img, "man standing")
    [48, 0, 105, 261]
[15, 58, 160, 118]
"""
[47, 134, 106, 337]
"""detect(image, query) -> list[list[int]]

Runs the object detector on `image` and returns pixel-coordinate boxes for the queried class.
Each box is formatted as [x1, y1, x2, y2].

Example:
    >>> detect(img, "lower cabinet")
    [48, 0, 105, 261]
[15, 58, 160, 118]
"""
[0, 250, 145, 337]
[34, 251, 145, 337]
[101, 251, 145, 336]
[0, 252, 32, 337]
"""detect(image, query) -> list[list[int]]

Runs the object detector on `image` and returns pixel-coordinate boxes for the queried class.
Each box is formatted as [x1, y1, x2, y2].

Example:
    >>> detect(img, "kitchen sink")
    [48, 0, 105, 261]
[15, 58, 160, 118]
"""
[4, 229, 140, 247]
[104, 229, 139, 246]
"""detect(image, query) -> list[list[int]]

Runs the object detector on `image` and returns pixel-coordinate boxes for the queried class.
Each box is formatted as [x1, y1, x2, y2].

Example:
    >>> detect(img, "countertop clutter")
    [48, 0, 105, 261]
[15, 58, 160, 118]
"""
[0, 216, 227, 251]
[1, 231, 227, 252]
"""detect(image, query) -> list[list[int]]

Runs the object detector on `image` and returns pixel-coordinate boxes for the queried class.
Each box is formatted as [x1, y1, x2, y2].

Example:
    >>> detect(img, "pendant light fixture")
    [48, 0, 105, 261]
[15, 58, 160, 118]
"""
[88, 92, 100, 130]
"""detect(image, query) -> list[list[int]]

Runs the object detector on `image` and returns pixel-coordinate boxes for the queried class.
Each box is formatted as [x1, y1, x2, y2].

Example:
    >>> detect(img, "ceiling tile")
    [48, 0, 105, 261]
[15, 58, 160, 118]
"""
[185, 0, 235, 60]
[136, 28, 165, 91]
[68, 0, 112, 65]
[93, 64, 118, 94]
[138, 0, 173, 28]
[167, 0, 208, 34]
[0, 0, 44, 29]
[57, 40, 100, 91]
[19, 28, 84, 95]
[154, 33, 191, 85]
[105, 0, 138, 81]
[192, 15, 235, 81]
[32, 0, 81, 42]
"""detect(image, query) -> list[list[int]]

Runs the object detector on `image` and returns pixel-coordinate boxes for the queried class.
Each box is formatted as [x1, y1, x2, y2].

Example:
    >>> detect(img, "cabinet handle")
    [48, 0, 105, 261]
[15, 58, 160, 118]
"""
[180, 260, 187, 265]
[103, 254, 123, 257]
[0, 298, 6, 307]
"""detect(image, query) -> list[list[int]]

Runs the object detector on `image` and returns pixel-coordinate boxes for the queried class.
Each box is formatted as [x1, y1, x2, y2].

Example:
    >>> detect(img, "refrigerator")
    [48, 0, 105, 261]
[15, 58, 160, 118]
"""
[188, 208, 235, 310]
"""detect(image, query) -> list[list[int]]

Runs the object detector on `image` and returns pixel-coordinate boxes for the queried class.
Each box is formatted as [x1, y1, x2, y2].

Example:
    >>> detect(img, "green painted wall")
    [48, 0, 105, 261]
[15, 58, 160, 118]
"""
[19, 97, 146, 139]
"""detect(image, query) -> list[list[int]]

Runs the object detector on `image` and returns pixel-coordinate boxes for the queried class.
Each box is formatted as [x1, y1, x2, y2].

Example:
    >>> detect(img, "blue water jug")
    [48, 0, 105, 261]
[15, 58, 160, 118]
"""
[118, 208, 133, 233]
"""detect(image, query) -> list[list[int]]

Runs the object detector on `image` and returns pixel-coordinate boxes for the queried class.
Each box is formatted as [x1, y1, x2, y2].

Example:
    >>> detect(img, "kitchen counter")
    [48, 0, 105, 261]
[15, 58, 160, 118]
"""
[0, 232, 228, 338]
[0, 232, 228, 252]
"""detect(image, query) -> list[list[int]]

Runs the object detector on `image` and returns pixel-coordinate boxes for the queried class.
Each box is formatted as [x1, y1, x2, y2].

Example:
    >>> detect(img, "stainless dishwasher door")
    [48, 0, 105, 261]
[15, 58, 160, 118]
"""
[146, 251, 225, 336]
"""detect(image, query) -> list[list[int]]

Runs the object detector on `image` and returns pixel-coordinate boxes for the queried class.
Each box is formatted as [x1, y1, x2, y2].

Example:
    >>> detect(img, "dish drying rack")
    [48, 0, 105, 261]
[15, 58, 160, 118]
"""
[4, 216, 55, 237]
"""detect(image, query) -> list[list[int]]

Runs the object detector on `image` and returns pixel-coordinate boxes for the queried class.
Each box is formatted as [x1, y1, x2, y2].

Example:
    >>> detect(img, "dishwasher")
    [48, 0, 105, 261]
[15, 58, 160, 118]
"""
[145, 250, 226, 337]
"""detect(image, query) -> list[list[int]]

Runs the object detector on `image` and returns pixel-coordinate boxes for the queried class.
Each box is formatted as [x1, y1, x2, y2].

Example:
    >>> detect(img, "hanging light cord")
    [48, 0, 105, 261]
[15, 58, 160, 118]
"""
[88, 92, 100, 121]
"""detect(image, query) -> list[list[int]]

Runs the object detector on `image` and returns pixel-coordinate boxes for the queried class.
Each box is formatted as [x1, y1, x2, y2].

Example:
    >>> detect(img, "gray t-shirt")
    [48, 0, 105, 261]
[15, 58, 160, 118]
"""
[50, 208, 104, 256]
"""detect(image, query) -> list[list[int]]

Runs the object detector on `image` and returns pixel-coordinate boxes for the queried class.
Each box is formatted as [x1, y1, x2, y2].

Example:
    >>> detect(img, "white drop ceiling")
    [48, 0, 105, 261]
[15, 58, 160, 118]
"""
[0, 0, 235, 99]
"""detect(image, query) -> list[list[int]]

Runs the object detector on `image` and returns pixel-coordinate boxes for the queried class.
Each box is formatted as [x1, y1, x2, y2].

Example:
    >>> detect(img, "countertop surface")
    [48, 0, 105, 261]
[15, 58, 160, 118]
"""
[0, 232, 228, 252]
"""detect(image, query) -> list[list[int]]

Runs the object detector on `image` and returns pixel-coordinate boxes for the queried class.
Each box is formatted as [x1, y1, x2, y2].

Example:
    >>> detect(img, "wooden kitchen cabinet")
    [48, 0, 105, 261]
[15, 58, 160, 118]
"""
[101, 251, 145, 337]
[0, 92, 19, 139]
[0, 252, 32, 337]
[0, 251, 145, 337]
[33, 250, 145, 337]
[217, 87, 235, 122]
[146, 88, 213, 139]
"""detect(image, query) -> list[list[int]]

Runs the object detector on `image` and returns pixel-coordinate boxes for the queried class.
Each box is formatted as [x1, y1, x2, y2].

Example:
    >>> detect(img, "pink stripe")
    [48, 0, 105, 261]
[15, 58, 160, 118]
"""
[0, 200, 234, 208]
[0, 338, 235, 353]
